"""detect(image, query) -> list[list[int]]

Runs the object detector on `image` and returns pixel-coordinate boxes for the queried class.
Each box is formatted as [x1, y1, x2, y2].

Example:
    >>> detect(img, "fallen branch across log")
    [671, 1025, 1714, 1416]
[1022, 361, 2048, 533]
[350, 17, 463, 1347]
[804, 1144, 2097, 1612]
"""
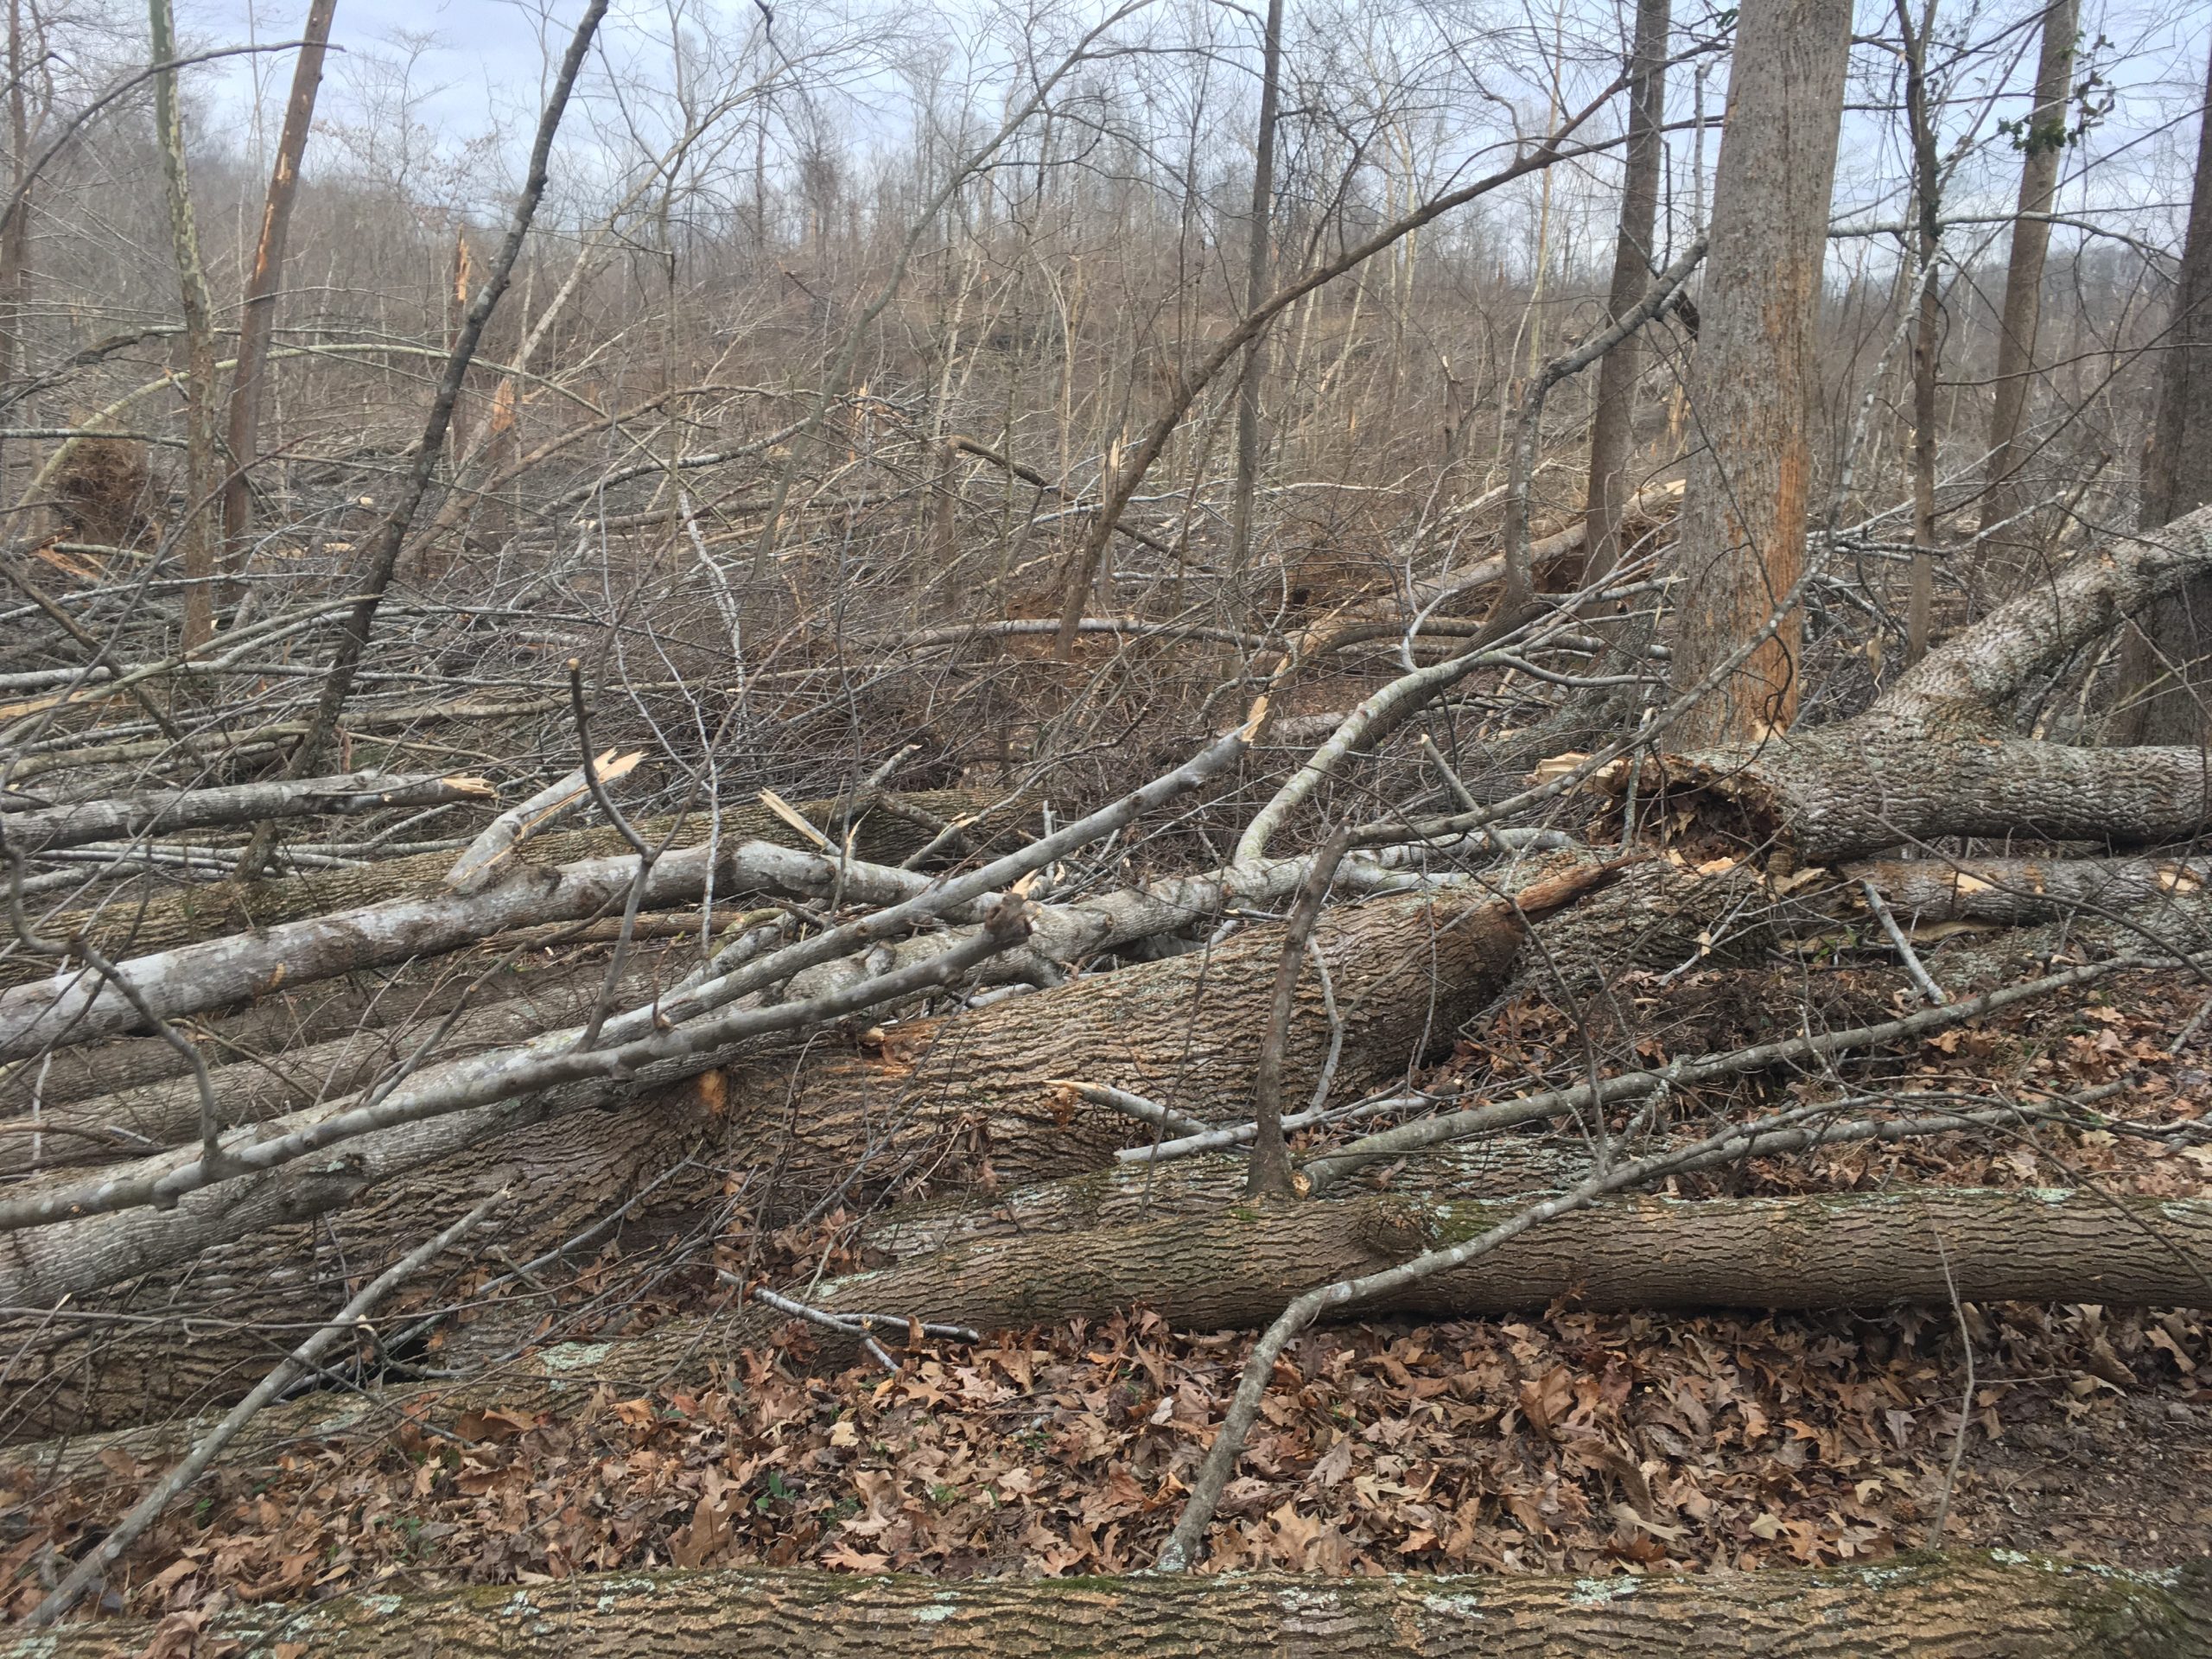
[12, 1552, 2207, 1656]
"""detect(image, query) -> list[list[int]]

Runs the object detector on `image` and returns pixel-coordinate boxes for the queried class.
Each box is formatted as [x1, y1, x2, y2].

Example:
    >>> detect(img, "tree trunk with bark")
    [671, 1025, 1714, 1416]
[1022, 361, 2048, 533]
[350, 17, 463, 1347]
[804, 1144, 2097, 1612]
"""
[17, 1554, 2209, 1657]
[0, 1069, 727, 1440]
[1662, 0, 1853, 746]
[1980, 0, 2079, 547]
[2113, 36, 2212, 745]
[1580, 0, 1671, 591]
[0, 786, 1000, 977]
[1657, 498, 2212, 862]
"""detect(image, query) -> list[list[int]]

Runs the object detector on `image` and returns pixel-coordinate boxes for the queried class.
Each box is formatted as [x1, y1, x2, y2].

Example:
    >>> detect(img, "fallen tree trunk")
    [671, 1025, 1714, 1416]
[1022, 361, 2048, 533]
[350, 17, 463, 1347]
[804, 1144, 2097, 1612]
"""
[0, 939, 697, 1118]
[708, 883, 1576, 1219]
[0, 768, 493, 855]
[0, 880, 1579, 1435]
[0, 834, 981, 1060]
[17, 1553, 2208, 1656]
[0, 1070, 727, 1441]
[1850, 854, 2212, 925]
[745, 1187, 2212, 1348]
[1664, 732, 2212, 864]
[1649, 500, 2212, 862]
[0, 785, 1001, 977]
[0, 949, 701, 1174]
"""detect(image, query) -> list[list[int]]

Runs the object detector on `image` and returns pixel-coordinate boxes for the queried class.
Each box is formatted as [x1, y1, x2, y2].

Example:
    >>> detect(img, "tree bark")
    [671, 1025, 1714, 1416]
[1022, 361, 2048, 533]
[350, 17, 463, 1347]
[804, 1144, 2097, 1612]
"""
[1897, 0, 1943, 664]
[733, 1188, 2212, 1349]
[0, 768, 488, 855]
[0, 786, 999, 978]
[2113, 35, 2212, 745]
[146, 0, 220, 653]
[0, 833, 999, 1060]
[18, 1554, 2209, 1658]
[0, 950, 694, 1175]
[709, 886, 1564, 1222]
[1980, 0, 2079, 546]
[1848, 853, 2212, 925]
[1662, 729, 2212, 864]
[1580, 0, 1671, 591]
[1663, 0, 1853, 745]
[0, 1071, 726, 1441]
[1658, 498, 2212, 860]
[1225, 0, 1284, 593]
[220, 0, 337, 557]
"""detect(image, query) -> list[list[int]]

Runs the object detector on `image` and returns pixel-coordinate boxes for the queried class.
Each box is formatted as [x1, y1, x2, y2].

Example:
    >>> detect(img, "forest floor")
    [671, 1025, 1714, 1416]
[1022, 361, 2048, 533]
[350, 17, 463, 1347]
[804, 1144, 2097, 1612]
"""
[6, 959, 2208, 1623]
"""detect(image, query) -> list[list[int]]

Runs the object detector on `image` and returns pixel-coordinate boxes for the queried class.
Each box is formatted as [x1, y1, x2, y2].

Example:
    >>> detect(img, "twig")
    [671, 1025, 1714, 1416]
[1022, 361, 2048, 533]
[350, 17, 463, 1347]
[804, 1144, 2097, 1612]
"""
[1928, 1223, 1976, 1546]
[1861, 877, 1948, 1003]
[1249, 825, 1351, 1197]
[24, 1190, 507, 1626]
[742, 1283, 979, 1371]
[1048, 1079, 1213, 1141]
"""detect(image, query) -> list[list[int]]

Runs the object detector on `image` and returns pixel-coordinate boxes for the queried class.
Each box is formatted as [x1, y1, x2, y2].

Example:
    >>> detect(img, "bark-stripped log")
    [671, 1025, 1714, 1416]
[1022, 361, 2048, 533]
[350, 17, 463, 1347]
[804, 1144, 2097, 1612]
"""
[0, 786, 1001, 978]
[16, 1554, 2208, 1657]
[0, 769, 493, 855]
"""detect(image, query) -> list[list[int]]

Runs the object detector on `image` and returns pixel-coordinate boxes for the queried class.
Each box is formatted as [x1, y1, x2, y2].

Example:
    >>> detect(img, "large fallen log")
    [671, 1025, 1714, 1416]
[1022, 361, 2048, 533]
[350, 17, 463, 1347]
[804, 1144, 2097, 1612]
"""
[706, 882, 1581, 1218]
[730, 1187, 2212, 1358]
[1662, 732, 2212, 864]
[0, 876, 1586, 1436]
[1645, 500, 2212, 863]
[16, 1553, 2208, 1656]
[1849, 855, 2212, 925]
[0, 1068, 728, 1442]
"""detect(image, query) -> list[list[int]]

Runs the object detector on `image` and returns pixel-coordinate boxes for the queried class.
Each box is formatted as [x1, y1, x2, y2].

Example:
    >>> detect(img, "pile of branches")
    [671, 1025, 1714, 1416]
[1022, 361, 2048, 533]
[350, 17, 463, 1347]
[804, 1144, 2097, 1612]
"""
[1, 484, 2211, 1649]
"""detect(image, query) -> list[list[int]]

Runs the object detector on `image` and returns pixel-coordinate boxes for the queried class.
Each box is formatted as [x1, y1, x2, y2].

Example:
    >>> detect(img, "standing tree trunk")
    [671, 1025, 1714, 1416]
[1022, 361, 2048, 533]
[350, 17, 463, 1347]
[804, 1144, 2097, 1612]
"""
[220, 0, 337, 560]
[1662, 0, 1853, 746]
[2113, 37, 2212, 746]
[1580, 0, 1670, 590]
[1980, 0, 2079, 549]
[1225, 0, 1284, 602]
[147, 0, 220, 652]
[1898, 0, 1943, 664]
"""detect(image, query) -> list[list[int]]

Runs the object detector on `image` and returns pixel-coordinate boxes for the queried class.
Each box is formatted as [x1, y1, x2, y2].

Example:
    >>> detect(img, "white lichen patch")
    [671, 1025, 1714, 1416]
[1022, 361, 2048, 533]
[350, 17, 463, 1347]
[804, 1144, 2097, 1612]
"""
[1419, 1592, 1487, 1620]
[1567, 1577, 1637, 1607]
[539, 1341, 614, 1372]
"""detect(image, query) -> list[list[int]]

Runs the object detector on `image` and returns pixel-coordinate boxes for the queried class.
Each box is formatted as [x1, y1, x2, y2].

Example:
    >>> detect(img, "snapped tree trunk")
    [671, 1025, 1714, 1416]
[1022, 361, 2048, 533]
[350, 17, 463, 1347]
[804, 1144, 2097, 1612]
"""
[1663, 0, 1853, 745]
[219, 0, 337, 556]
[1657, 498, 2212, 861]
[18, 1554, 2209, 1658]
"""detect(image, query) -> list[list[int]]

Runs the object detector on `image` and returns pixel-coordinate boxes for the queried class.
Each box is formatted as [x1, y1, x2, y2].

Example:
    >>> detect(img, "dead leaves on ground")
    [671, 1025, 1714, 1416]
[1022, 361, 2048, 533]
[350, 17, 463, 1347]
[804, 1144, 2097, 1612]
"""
[10, 1297, 2207, 1624]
